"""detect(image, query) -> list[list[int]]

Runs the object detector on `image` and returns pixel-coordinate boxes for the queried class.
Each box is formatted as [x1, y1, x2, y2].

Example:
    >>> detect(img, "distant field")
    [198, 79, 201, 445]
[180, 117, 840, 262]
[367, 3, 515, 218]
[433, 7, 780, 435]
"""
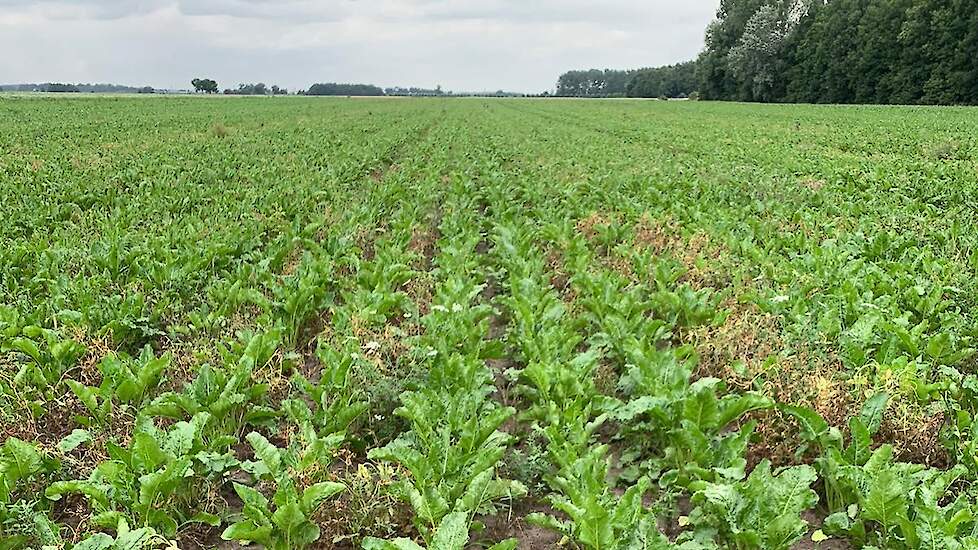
[3, 96, 978, 549]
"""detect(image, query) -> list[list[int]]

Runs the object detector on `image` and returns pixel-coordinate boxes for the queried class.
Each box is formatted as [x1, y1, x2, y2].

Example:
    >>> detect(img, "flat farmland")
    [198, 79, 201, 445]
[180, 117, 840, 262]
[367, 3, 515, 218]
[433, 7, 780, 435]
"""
[3, 96, 978, 549]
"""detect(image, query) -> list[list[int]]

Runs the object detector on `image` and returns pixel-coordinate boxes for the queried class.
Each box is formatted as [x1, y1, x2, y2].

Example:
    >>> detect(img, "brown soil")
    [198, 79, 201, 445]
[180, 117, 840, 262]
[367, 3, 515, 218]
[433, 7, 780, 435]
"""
[474, 501, 563, 550]
[792, 510, 851, 550]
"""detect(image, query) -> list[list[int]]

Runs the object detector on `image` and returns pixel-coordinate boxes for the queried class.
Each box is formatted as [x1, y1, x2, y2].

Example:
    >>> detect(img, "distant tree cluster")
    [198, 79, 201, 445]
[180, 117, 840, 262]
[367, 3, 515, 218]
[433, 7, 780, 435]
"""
[385, 85, 444, 96]
[555, 69, 636, 97]
[191, 78, 219, 94]
[40, 83, 80, 93]
[302, 83, 385, 96]
[698, 0, 978, 104]
[222, 83, 288, 95]
[74, 83, 144, 93]
[0, 83, 165, 93]
[445, 90, 526, 97]
[555, 66, 698, 98]
[626, 62, 698, 98]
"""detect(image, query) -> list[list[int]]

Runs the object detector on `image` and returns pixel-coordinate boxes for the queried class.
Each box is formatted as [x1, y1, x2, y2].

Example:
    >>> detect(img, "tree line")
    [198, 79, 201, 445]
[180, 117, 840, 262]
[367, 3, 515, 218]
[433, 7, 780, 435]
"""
[556, 0, 978, 105]
[385, 86, 445, 96]
[627, 62, 698, 99]
[697, 0, 978, 104]
[556, 69, 636, 97]
[303, 83, 385, 96]
[191, 80, 382, 96]
[555, 64, 698, 98]
[223, 83, 289, 95]
[0, 83, 150, 93]
[188, 80, 527, 97]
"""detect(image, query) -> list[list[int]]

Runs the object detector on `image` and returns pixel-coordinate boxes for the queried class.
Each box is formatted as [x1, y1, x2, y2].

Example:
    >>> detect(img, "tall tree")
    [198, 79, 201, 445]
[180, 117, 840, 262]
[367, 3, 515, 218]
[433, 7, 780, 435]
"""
[696, 0, 772, 100]
[850, 0, 908, 103]
[726, 5, 790, 101]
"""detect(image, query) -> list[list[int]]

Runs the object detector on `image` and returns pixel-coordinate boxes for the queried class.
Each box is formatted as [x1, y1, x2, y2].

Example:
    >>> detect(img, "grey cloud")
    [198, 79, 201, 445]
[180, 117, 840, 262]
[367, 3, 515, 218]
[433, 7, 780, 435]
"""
[176, 0, 353, 21]
[0, 0, 168, 19]
[0, 0, 715, 27]
[0, 0, 719, 92]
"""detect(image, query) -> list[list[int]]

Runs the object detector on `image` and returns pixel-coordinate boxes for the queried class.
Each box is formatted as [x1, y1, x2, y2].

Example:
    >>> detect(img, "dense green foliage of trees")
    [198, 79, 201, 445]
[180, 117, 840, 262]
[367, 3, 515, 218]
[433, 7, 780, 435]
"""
[385, 86, 445, 96]
[556, 0, 976, 104]
[222, 83, 288, 95]
[556, 67, 698, 98]
[556, 69, 636, 97]
[626, 62, 698, 98]
[39, 83, 80, 93]
[191, 78, 219, 94]
[698, 0, 978, 104]
[303, 83, 385, 96]
[0, 83, 137, 93]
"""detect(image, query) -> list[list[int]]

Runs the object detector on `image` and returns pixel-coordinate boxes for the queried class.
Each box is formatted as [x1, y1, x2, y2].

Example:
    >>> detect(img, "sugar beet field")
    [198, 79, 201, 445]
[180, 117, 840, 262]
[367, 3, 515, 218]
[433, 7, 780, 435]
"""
[3, 96, 978, 549]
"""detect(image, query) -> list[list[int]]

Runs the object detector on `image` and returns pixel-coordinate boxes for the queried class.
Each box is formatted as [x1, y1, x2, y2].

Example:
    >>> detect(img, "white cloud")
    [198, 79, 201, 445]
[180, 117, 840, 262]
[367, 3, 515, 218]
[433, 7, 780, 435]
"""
[0, 0, 718, 92]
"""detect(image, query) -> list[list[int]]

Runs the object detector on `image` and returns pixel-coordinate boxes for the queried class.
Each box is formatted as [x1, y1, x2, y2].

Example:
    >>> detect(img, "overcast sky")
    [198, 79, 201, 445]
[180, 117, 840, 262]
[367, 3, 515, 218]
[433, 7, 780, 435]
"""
[0, 0, 719, 93]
